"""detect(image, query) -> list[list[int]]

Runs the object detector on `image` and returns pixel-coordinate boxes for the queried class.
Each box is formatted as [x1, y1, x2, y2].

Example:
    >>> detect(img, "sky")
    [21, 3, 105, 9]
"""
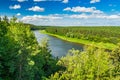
[0, 0, 120, 26]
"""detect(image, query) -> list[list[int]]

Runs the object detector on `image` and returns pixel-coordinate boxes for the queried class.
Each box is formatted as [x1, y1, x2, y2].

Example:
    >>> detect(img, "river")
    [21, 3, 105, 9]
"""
[34, 31, 83, 58]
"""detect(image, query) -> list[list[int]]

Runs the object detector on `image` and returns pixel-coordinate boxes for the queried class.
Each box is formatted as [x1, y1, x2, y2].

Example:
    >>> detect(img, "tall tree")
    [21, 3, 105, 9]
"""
[10, 16, 17, 24]
[3, 15, 9, 23]
[0, 16, 1, 22]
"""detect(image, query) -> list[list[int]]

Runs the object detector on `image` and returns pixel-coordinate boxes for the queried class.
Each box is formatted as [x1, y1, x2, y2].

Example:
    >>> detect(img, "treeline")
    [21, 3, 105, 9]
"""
[24, 24, 53, 30]
[45, 27, 120, 44]
[24, 24, 47, 30]
[0, 16, 62, 80]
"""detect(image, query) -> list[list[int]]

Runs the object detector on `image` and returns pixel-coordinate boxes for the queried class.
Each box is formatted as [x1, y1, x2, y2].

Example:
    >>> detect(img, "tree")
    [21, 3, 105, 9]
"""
[10, 16, 17, 24]
[0, 16, 1, 22]
[50, 46, 114, 80]
[0, 16, 60, 80]
[3, 15, 9, 23]
[111, 43, 120, 78]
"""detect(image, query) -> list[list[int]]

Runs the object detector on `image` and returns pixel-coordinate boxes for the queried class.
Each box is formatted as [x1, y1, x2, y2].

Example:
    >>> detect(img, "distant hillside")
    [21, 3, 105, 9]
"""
[24, 23, 47, 30]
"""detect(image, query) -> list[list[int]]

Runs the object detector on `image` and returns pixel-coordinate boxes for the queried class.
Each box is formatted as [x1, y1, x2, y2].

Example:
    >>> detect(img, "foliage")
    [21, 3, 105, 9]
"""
[110, 43, 120, 78]
[1, 16, 120, 80]
[45, 27, 120, 44]
[0, 16, 60, 80]
[50, 45, 120, 80]
[24, 23, 47, 30]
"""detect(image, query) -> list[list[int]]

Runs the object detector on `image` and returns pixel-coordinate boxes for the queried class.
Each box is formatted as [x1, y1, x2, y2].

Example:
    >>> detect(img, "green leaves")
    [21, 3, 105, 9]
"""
[0, 16, 61, 80]
[46, 27, 120, 44]
[50, 45, 120, 80]
[1, 16, 120, 80]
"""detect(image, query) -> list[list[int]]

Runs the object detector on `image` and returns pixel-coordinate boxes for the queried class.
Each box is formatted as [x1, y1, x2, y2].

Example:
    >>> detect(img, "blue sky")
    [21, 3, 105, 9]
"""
[0, 0, 120, 26]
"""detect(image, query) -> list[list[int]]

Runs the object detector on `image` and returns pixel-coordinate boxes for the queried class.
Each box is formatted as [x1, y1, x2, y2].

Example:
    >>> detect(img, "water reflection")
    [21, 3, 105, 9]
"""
[34, 31, 83, 58]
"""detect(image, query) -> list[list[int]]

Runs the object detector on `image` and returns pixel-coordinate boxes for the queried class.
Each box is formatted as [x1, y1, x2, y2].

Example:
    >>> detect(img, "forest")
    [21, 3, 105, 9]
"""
[44, 27, 120, 50]
[0, 16, 120, 80]
[0, 16, 62, 80]
[45, 27, 120, 44]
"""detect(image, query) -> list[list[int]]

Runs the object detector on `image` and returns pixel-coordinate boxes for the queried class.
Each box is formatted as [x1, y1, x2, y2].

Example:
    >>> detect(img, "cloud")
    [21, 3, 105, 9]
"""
[63, 7, 71, 11]
[62, 0, 68, 3]
[28, 6, 44, 12]
[16, 13, 21, 16]
[33, 0, 61, 2]
[107, 15, 120, 19]
[63, 6, 103, 14]
[69, 14, 120, 19]
[34, 0, 45, 2]
[21, 15, 64, 26]
[17, 0, 27, 2]
[20, 14, 120, 26]
[90, 0, 100, 3]
[70, 14, 90, 19]
[9, 4, 21, 9]
[21, 15, 62, 22]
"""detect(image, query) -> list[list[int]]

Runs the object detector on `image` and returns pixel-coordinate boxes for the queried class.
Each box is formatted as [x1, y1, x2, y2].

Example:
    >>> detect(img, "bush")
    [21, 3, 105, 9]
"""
[50, 45, 119, 80]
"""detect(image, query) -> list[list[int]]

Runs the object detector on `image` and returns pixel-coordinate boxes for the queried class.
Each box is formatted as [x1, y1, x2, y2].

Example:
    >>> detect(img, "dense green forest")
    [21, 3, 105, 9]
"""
[24, 24, 47, 30]
[0, 16, 62, 80]
[24, 23, 53, 30]
[45, 27, 120, 44]
[44, 27, 120, 80]
[0, 16, 120, 80]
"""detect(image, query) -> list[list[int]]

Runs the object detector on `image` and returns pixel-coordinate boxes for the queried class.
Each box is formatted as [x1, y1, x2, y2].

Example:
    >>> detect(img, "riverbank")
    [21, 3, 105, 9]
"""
[40, 30, 116, 50]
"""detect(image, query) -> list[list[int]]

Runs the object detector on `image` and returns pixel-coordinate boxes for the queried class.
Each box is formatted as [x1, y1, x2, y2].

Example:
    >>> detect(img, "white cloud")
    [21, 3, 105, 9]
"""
[9, 4, 21, 9]
[17, 0, 27, 2]
[21, 15, 64, 26]
[63, 7, 71, 11]
[70, 14, 90, 19]
[90, 0, 100, 3]
[33, 0, 61, 2]
[20, 14, 120, 26]
[16, 13, 21, 16]
[28, 6, 44, 12]
[21, 15, 62, 22]
[62, 0, 68, 3]
[107, 15, 120, 19]
[69, 14, 120, 19]
[64, 6, 103, 14]
[34, 0, 44, 2]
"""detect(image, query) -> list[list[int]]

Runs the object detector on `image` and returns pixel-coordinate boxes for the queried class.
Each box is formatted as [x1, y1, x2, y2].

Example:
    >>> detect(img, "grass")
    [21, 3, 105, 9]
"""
[40, 30, 117, 50]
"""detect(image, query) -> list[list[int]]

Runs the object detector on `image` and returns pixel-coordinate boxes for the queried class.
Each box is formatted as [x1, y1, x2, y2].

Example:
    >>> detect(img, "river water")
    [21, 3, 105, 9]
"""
[34, 31, 83, 58]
